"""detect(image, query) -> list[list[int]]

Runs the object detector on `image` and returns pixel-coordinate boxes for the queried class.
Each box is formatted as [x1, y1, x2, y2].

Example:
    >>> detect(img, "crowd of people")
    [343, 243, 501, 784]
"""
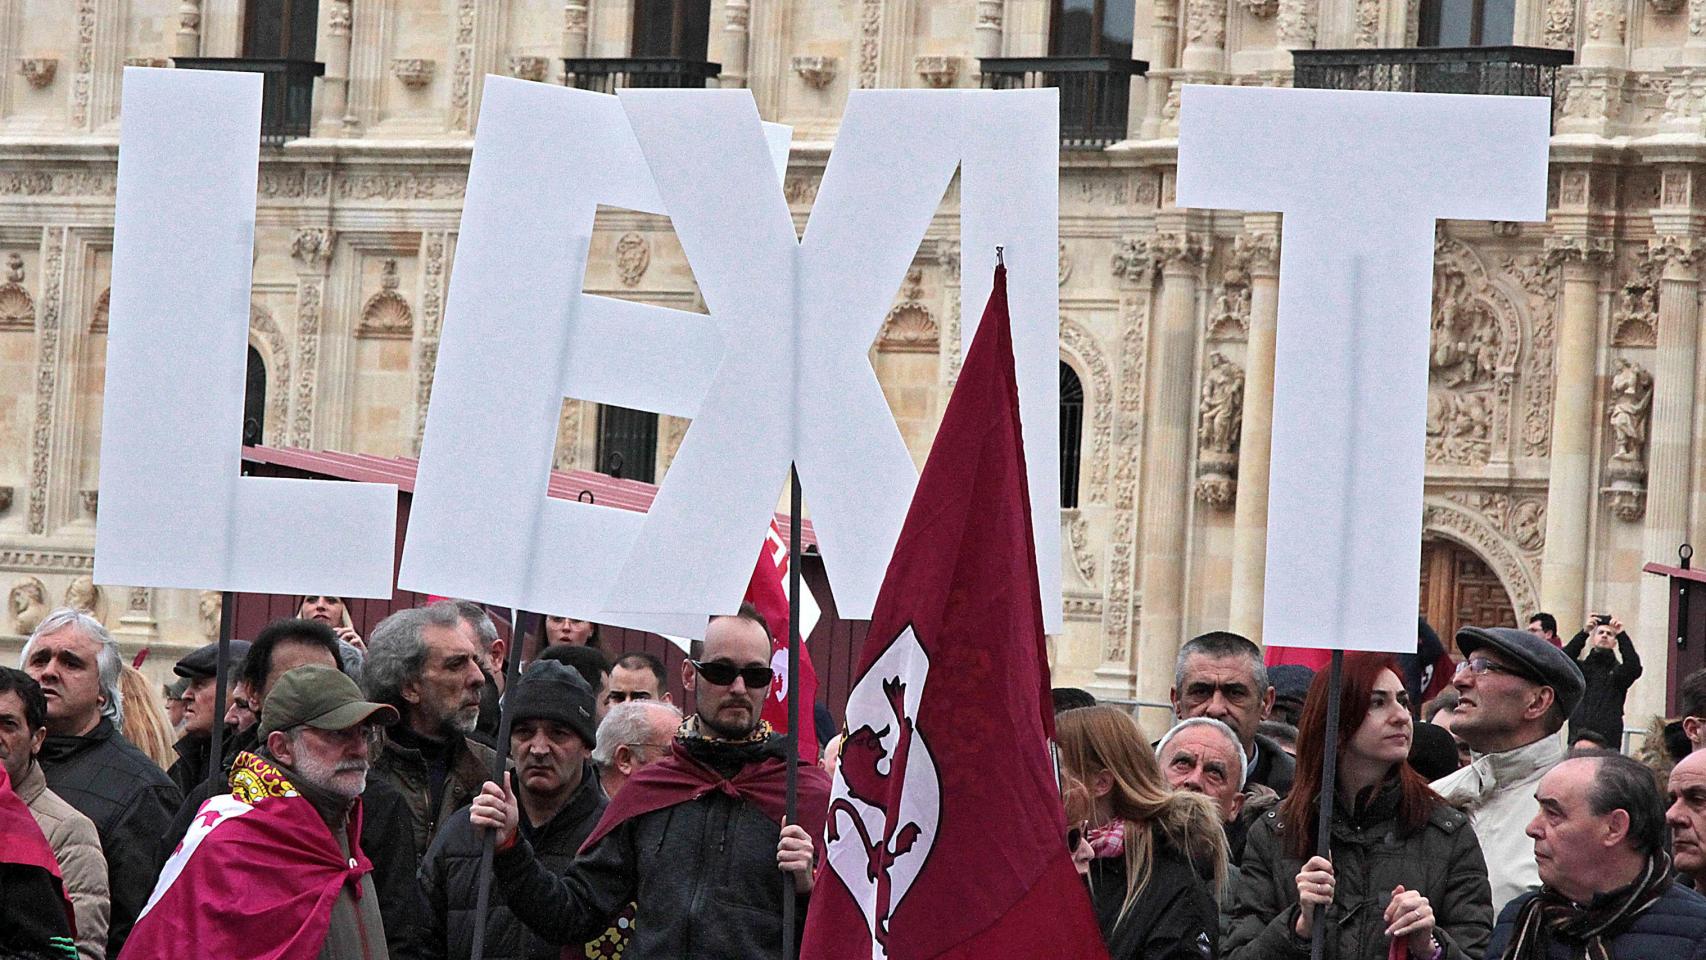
[4, 599, 1706, 959]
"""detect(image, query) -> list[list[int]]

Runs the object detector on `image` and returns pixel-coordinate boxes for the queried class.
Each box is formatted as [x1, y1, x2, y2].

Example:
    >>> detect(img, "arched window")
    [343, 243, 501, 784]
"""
[1060, 361, 1084, 509]
[596, 404, 659, 483]
[243, 346, 266, 447]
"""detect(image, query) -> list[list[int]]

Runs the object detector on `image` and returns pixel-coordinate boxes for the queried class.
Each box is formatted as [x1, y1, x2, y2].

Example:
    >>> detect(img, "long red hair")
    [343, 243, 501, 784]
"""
[1279, 653, 1444, 860]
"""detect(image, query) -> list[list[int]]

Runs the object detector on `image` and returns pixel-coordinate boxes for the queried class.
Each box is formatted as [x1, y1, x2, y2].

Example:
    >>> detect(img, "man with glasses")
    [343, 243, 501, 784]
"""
[472, 603, 831, 959]
[594, 699, 683, 798]
[122, 664, 398, 958]
[420, 659, 606, 960]
[1432, 624, 1585, 915]
[1170, 631, 1295, 796]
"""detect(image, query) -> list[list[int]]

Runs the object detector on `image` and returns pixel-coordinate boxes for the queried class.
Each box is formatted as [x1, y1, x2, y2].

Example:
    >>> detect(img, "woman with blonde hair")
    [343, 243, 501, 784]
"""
[1056, 705, 1227, 959]
[118, 663, 176, 771]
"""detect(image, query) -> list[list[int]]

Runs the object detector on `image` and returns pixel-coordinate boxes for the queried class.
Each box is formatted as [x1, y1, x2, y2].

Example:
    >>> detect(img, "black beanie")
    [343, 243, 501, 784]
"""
[507, 660, 598, 748]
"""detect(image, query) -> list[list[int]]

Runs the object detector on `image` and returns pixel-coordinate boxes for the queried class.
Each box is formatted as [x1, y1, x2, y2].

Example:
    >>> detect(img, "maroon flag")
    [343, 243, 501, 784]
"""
[0, 763, 75, 935]
[747, 518, 822, 759]
[801, 266, 1107, 960]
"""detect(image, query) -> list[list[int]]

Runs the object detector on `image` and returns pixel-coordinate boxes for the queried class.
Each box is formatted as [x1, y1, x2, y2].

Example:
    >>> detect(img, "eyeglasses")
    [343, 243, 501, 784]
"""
[689, 659, 774, 688]
[1454, 656, 1527, 680]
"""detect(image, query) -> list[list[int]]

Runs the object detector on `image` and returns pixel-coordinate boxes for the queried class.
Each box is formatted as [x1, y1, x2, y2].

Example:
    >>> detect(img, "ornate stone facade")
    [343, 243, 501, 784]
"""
[0, 1, 1685, 725]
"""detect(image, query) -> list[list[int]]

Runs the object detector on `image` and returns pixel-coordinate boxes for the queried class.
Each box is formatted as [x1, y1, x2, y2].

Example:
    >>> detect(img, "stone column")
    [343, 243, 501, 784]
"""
[1637, 237, 1700, 670]
[1142, 0, 1181, 140]
[1135, 231, 1204, 703]
[975, 0, 1005, 60]
[722, 0, 751, 88]
[1228, 225, 1280, 640]
[564, 1, 589, 58]
[1538, 234, 1612, 629]
[1181, 0, 1228, 72]
[175, 1, 202, 57]
[319, 0, 354, 135]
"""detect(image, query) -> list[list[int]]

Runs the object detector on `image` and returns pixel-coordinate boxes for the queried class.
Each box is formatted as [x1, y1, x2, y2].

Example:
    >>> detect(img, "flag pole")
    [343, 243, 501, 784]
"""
[203, 589, 234, 792]
[470, 606, 530, 960]
[1310, 649, 1344, 960]
[782, 465, 803, 960]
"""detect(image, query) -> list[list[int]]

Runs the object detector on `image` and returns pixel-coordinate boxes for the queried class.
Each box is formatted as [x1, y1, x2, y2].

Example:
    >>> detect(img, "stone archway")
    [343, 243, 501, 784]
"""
[1419, 536, 1518, 654]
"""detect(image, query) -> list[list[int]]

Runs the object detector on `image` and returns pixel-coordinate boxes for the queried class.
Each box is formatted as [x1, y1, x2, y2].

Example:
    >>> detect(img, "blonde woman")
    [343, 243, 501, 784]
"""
[1056, 705, 1228, 959]
[118, 664, 175, 771]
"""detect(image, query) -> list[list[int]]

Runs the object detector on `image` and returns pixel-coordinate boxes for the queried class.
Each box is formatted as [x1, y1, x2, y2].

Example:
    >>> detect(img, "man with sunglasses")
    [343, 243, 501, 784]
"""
[1431, 624, 1585, 915]
[472, 603, 831, 959]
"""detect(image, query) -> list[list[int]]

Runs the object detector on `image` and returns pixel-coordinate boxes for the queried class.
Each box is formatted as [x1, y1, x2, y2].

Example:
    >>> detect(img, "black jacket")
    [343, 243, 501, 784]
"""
[36, 718, 182, 959]
[159, 724, 426, 960]
[492, 735, 809, 959]
[418, 762, 607, 960]
[1249, 733, 1295, 798]
[1564, 630, 1642, 746]
[1488, 879, 1706, 959]
[165, 733, 212, 797]
[0, 862, 75, 960]
[1086, 838, 1219, 960]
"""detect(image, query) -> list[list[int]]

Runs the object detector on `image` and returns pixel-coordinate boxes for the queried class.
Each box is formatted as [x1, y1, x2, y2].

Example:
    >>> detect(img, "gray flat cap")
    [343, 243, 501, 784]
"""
[1455, 625, 1585, 719]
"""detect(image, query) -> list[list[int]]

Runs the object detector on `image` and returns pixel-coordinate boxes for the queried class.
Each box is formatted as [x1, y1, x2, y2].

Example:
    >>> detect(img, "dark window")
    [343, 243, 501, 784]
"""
[631, 0, 712, 59]
[1060, 361, 1084, 509]
[596, 405, 659, 483]
[1417, 0, 1514, 45]
[243, 346, 266, 447]
[1050, 0, 1134, 60]
[243, 0, 319, 60]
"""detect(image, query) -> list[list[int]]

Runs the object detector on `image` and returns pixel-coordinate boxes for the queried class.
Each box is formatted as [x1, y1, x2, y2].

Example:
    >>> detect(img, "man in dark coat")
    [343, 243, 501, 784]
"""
[1170, 631, 1295, 797]
[164, 639, 251, 796]
[1489, 752, 1706, 959]
[470, 606, 831, 959]
[419, 660, 605, 960]
[1563, 614, 1642, 747]
[158, 617, 424, 960]
[22, 609, 180, 959]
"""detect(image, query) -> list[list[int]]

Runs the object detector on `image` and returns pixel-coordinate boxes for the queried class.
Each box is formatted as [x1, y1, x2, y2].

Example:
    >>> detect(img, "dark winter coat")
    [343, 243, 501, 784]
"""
[1249, 733, 1296, 798]
[159, 724, 426, 960]
[1563, 630, 1642, 747]
[0, 861, 75, 960]
[1086, 836, 1219, 960]
[165, 733, 211, 797]
[369, 728, 497, 858]
[36, 718, 181, 959]
[1223, 781, 1494, 960]
[417, 761, 607, 960]
[491, 735, 810, 960]
[1486, 879, 1706, 959]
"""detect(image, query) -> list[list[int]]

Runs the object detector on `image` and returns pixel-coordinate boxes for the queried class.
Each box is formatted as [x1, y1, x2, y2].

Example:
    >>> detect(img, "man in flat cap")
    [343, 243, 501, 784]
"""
[164, 639, 251, 795]
[121, 664, 399, 960]
[1432, 624, 1586, 915]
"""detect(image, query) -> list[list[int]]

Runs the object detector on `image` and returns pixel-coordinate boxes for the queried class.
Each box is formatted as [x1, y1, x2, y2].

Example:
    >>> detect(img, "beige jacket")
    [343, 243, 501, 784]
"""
[1431, 733, 1566, 917]
[17, 759, 110, 960]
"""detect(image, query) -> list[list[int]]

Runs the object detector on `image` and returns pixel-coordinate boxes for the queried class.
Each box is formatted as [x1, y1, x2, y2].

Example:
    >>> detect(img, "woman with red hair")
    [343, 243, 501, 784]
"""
[1224, 653, 1494, 959]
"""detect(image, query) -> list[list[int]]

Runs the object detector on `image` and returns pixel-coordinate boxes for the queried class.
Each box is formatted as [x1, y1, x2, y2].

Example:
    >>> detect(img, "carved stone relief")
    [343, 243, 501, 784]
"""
[1102, 295, 1149, 666]
[391, 58, 436, 89]
[1112, 236, 1161, 287]
[1188, 0, 1228, 47]
[1354, 0, 1381, 45]
[62, 574, 105, 624]
[1065, 511, 1097, 587]
[72, 1, 95, 129]
[1422, 496, 1541, 618]
[1426, 236, 1523, 467]
[1277, 0, 1318, 47]
[450, 0, 477, 129]
[1613, 248, 1660, 347]
[1195, 353, 1245, 508]
[0, 253, 33, 330]
[291, 229, 330, 446]
[1502, 251, 1561, 458]
[1602, 359, 1653, 521]
[18, 58, 57, 89]
[357, 259, 414, 339]
[250, 303, 292, 447]
[878, 269, 938, 352]
[616, 232, 651, 287]
[9, 575, 47, 636]
[1061, 317, 1114, 505]
[89, 288, 108, 334]
[414, 232, 451, 453]
[1207, 245, 1252, 341]
[858, 0, 881, 89]
[27, 228, 65, 535]
[1545, 0, 1576, 45]
[198, 589, 221, 640]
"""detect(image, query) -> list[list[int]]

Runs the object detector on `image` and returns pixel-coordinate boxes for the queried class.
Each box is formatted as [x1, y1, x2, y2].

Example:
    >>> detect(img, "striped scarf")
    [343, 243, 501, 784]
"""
[1500, 852, 1675, 960]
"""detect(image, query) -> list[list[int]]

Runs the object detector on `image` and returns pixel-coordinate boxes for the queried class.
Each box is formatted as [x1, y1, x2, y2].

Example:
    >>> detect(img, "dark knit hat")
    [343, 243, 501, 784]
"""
[1410, 721, 1463, 782]
[1268, 664, 1315, 704]
[508, 660, 598, 748]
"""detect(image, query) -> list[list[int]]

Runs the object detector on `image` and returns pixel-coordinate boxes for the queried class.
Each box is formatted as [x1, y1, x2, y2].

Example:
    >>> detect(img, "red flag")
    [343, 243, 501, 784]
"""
[746, 518, 822, 759]
[118, 752, 374, 960]
[0, 763, 75, 935]
[801, 266, 1107, 960]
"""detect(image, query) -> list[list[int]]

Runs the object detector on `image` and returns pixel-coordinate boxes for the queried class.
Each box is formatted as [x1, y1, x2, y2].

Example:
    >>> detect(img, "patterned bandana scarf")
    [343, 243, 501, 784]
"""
[1086, 820, 1126, 860]
[677, 713, 775, 745]
[1500, 851, 1675, 960]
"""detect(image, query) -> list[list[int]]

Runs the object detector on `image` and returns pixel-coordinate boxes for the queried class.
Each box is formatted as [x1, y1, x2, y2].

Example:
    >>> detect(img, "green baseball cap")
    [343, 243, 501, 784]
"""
[259, 664, 399, 738]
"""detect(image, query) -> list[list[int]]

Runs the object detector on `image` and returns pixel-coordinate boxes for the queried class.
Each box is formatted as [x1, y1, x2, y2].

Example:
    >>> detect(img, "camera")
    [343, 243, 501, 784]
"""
[1594, 613, 1612, 627]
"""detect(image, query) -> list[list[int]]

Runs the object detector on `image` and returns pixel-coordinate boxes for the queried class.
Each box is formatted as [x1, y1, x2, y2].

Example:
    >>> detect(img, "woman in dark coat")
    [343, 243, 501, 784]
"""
[1224, 653, 1494, 960]
[1056, 705, 1226, 959]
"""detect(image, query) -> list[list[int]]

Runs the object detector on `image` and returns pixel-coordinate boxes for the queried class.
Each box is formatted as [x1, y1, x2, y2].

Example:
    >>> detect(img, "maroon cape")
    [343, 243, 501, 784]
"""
[580, 739, 831, 856]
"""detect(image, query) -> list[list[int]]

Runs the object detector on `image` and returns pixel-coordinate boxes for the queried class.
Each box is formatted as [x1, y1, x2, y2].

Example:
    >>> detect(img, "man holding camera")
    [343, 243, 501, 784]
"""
[1564, 613, 1642, 749]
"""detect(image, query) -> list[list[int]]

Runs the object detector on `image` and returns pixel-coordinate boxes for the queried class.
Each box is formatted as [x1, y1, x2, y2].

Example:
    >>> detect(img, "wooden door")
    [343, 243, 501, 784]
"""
[1419, 538, 1518, 656]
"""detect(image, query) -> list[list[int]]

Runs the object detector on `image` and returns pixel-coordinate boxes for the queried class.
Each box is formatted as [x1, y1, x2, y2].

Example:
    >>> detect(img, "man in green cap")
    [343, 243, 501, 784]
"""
[122, 665, 399, 960]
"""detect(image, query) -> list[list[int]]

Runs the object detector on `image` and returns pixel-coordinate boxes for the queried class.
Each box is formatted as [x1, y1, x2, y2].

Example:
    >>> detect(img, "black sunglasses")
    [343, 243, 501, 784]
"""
[690, 659, 775, 688]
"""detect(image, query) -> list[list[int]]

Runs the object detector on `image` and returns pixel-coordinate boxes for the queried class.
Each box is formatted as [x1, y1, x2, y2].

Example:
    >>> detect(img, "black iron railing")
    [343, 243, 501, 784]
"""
[1292, 46, 1572, 101]
[562, 57, 722, 92]
[173, 58, 325, 145]
[979, 56, 1147, 149]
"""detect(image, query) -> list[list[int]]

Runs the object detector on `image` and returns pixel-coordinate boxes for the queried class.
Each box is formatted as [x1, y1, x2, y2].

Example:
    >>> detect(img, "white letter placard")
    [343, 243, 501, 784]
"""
[1176, 86, 1548, 652]
[399, 81, 1062, 635]
[95, 68, 397, 596]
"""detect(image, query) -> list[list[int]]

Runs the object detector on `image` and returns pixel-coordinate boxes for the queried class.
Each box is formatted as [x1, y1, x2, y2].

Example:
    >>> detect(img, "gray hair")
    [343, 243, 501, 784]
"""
[1582, 751, 1669, 856]
[336, 640, 365, 684]
[593, 700, 682, 769]
[451, 600, 498, 653]
[363, 603, 464, 709]
[1156, 716, 1248, 792]
[1173, 631, 1268, 696]
[21, 609, 124, 727]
